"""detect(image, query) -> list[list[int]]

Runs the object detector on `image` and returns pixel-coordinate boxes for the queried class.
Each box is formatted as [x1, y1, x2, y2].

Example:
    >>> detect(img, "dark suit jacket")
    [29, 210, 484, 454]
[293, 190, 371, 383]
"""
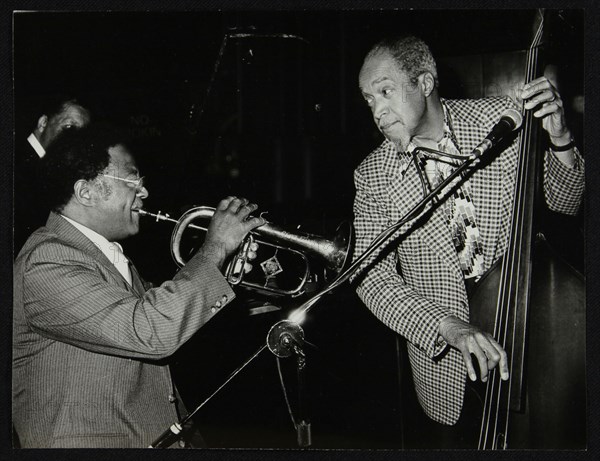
[353, 97, 584, 425]
[13, 212, 235, 447]
[14, 137, 47, 255]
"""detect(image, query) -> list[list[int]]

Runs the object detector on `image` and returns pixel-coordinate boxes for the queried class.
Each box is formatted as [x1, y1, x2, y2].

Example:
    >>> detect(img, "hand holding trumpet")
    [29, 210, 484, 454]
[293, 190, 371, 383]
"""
[198, 196, 266, 270]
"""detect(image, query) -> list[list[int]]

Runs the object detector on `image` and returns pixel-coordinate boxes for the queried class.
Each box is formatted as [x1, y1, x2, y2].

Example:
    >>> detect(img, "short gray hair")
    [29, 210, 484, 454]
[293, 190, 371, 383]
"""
[366, 36, 439, 87]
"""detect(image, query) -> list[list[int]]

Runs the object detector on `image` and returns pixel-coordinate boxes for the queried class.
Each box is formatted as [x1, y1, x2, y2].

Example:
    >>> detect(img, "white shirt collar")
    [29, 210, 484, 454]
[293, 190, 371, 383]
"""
[60, 214, 128, 267]
[27, 133, 46, 158]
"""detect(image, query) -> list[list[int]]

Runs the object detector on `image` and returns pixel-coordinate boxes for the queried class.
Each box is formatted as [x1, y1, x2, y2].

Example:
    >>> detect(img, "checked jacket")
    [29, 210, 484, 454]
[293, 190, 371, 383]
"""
[352, 97, 584, 425]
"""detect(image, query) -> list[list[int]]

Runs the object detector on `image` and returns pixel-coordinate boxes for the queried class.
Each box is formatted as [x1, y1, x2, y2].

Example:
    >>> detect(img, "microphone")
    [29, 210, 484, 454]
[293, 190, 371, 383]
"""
[472, 109, 523, 157]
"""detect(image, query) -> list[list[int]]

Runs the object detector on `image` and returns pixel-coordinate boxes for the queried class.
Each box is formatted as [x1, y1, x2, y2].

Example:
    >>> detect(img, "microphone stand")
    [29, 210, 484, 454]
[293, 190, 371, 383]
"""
[266, 320, 312, 446]
[149, 145, 487, 448]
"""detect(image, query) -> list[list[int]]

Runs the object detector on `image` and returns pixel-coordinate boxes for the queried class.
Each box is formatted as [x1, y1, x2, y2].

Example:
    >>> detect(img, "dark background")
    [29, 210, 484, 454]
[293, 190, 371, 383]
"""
[11, 8, 585, 449]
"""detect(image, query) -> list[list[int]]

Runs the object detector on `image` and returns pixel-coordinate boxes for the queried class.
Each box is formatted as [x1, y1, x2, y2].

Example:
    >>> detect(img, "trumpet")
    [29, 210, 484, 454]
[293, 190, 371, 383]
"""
[134, 207, 353, 297]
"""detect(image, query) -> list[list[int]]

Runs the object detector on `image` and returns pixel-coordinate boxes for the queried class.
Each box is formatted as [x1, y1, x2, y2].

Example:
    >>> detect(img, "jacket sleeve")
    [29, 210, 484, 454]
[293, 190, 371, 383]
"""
[22, 245, 235, 360]
[543, 148, 584, 215]
[352, 168, 452, 358]
[501, 94, 584, 215]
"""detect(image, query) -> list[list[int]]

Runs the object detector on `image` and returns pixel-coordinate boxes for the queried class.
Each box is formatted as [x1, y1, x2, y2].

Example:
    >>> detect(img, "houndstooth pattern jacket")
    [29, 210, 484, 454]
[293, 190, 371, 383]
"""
[352, 97, 584, 425]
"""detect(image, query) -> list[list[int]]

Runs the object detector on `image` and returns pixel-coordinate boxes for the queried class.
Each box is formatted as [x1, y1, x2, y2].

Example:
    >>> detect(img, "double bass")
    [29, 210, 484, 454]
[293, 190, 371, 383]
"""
[469, 10, 586, 449]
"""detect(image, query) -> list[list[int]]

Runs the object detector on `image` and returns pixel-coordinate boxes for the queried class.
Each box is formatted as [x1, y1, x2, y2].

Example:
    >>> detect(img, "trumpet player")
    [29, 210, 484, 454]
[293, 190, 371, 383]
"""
[12, 124, 266, 448]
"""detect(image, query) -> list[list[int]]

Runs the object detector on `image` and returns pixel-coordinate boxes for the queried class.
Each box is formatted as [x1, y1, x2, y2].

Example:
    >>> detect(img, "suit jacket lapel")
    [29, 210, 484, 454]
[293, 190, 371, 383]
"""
[384, 150, 462, 278]
[469, 157, 504, 268]
[128, 263, 146, 296]
[45, 212, 138, 293]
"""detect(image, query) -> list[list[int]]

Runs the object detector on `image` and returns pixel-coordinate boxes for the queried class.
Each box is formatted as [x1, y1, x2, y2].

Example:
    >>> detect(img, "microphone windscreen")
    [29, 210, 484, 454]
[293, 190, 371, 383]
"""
[502, 109, 523, 131]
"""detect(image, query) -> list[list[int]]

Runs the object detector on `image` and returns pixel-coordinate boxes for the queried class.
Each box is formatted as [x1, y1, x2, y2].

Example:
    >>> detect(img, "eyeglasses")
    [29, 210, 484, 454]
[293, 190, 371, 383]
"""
[101, 174, 146, 192]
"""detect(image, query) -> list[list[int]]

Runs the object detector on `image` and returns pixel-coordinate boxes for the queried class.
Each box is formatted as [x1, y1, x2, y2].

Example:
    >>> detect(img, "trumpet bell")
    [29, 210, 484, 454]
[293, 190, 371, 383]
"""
[323, 221, 353, 280]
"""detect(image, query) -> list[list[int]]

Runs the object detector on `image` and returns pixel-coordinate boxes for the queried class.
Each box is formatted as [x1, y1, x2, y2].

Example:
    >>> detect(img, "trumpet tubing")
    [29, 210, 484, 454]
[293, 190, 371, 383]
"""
[134, 206, 353, 297]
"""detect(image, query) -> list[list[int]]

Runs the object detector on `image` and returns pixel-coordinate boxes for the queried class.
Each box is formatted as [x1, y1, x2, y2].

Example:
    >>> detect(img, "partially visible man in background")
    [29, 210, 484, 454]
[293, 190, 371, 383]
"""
[14, 94, 91, 253]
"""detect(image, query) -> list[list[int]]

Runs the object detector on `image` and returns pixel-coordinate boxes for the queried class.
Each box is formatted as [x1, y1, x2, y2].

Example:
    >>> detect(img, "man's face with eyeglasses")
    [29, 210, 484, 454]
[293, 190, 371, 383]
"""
[92, 144, 149, 241]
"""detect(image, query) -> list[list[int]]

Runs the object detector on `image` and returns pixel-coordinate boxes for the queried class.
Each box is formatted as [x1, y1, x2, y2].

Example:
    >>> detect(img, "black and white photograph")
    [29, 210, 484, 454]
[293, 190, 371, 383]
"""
[5, 2, 592, 454]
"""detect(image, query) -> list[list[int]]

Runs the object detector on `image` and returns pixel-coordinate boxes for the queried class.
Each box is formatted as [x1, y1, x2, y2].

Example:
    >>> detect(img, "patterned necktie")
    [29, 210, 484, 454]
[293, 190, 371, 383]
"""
[429, 136, 485, 279]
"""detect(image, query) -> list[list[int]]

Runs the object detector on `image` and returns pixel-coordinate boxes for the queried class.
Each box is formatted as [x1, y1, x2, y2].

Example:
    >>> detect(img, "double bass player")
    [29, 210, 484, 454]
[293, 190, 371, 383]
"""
[352, 35, 584, 448]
